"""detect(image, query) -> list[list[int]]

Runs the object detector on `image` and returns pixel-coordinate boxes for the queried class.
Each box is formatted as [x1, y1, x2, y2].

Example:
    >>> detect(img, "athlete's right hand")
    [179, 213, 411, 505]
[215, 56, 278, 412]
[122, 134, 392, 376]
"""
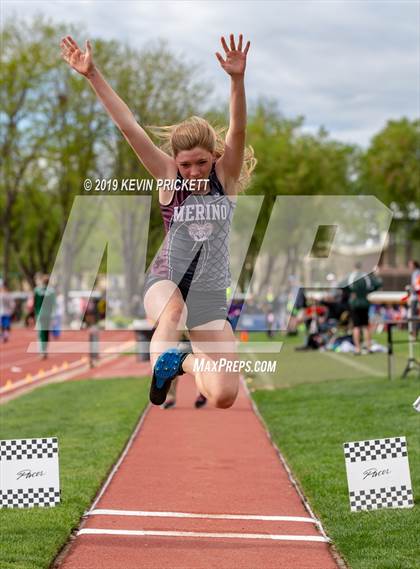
[60, 36, 94, 76]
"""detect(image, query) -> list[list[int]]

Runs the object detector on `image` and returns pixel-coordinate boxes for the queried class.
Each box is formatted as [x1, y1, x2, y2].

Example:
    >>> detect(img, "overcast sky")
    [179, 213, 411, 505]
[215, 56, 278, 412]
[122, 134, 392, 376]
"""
[3, 0, 419, 147]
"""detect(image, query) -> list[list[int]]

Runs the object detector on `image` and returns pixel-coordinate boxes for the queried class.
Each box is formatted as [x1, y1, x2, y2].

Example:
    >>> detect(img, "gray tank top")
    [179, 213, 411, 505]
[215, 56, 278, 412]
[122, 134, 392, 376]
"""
[150, 163, 235, 291]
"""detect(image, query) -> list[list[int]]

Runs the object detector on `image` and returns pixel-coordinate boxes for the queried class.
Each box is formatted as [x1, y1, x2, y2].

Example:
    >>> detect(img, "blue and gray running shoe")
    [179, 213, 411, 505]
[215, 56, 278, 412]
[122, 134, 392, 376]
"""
[149, 348, 188, 405]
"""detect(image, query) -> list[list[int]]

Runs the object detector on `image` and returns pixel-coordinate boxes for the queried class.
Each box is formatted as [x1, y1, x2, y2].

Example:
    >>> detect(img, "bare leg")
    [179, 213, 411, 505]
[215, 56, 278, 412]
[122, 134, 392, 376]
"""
[183, 319, 239, 409]
[144, 280, 188, 369]
[364, 325, 372, 351]
[353, 326, 361, 353]
[166, 377, 178, 401]
[144, 284, 238, 408]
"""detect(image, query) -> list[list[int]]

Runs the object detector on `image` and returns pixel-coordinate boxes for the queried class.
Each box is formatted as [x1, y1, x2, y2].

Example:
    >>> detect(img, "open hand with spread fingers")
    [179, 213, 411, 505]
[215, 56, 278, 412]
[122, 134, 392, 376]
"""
[60, 35, 95, 76]
[215, 33, 250, 76]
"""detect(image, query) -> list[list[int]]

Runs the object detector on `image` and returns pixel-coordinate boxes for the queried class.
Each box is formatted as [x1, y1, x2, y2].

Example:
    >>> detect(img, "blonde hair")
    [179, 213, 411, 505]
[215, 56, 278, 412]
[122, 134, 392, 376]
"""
[147, 116, 256, 192]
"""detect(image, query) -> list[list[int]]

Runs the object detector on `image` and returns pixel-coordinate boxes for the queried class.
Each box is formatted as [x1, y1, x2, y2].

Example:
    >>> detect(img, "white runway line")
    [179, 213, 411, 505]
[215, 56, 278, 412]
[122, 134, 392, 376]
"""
[241, 377, 332, 544]
[323, 350, 383, 377]
[88, 508, 321, 525]
[78, 528, 330, 542]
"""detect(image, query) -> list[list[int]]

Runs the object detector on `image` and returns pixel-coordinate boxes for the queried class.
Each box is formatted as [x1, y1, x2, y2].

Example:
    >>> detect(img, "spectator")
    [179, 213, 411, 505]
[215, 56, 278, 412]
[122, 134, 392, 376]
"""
[52, 291, 64, 338]
[408, 259, 420, 336]
[341, 263, 382, 355]
[0, 283, 16, 342]
[34, 274, 56, 359]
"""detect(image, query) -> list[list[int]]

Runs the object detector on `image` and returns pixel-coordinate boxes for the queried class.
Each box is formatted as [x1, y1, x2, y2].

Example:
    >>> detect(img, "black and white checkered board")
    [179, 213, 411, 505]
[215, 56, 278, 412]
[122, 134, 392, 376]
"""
[349, 485, 413, 511]
[0, 438, 58, 461]
[0, 437, 60, 509]
[343, 436, 413, 512]
[0, 487, 61, 508]
[344, 437, 407, 463]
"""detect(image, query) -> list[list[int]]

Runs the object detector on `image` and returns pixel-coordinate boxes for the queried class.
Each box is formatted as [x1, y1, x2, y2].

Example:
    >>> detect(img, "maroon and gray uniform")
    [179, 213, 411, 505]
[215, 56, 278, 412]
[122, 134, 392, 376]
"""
[144, 163, 235, 328]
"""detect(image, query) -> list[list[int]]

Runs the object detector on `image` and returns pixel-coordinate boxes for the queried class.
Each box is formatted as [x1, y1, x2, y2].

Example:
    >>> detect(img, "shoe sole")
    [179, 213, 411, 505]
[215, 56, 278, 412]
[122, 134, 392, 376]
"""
[155, 349, 183, 387]
[150, 349, 183, 405]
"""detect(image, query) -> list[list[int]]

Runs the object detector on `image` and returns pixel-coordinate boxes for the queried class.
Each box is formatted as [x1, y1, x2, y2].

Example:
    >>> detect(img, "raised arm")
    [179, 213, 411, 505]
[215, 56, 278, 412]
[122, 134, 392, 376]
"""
[215, 34, 250, 191]
[59, 36, 175, 180]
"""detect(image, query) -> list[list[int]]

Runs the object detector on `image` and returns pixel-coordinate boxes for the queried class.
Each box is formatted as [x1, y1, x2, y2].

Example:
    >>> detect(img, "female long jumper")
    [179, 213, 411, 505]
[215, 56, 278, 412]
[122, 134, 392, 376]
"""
[60, 33, 254, 408]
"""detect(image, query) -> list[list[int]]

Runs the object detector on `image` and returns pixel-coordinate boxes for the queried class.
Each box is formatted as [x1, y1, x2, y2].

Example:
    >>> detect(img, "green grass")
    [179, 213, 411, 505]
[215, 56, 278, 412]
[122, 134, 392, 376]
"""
[242, 329, 419, 389]
[252, 372, 419, 568]
[248, 329, 420, 567]
[0, 378, 149, 569]
[1, 327, 418, 569]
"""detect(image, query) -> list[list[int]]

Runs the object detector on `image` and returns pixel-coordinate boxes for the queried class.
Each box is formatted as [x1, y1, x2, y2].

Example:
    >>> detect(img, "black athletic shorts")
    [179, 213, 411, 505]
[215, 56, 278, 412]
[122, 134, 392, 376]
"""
[351, 307, 369, 327]
[143, 270, 228, 329]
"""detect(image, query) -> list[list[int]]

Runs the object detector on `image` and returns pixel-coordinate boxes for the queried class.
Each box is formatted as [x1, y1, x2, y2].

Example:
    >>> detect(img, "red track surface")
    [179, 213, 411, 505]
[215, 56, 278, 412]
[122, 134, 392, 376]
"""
[3, 331, 340, 567]
[58, 372, 339, 569]
[0, 328, 134, 397]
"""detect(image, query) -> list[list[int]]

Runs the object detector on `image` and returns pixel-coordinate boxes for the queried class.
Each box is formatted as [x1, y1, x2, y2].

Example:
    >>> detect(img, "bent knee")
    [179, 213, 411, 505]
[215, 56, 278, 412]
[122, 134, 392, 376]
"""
[167, 306, 185, 323]
[214, 395, 236, 409]
[210, 388, 238, 409]
[160, 305, 186, 326]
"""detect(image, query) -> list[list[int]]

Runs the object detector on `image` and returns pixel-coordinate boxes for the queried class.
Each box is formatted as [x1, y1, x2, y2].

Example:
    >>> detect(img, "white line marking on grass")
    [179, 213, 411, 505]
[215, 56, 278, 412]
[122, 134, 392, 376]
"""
[88, 509, 320, 525]
[78, 528, 329, 542]
[323, 351, 383, 377]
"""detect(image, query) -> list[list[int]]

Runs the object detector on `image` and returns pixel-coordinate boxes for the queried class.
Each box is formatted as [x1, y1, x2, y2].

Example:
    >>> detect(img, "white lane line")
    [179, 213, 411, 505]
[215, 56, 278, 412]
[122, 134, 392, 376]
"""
[241, 377, 331, 543]
[322, 351, 383, 377]
[78, 528, 329, 542]
[88, 509, 320, 525]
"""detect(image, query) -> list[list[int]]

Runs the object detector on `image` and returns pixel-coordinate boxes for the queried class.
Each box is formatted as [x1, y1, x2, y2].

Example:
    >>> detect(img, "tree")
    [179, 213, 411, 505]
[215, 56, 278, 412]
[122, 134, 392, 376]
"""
[1, 15, 59, 285]
[97, 39, 210, 315]
[360, 118, 420, 265]
[1, 16, 211, 315]
[362, 118, 419, 209]
[243, 99, 358, 291]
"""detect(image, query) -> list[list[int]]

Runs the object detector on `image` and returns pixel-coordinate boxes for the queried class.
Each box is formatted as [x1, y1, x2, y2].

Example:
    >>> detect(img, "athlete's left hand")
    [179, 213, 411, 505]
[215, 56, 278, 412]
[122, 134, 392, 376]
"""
[215, 33, 250, 76]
